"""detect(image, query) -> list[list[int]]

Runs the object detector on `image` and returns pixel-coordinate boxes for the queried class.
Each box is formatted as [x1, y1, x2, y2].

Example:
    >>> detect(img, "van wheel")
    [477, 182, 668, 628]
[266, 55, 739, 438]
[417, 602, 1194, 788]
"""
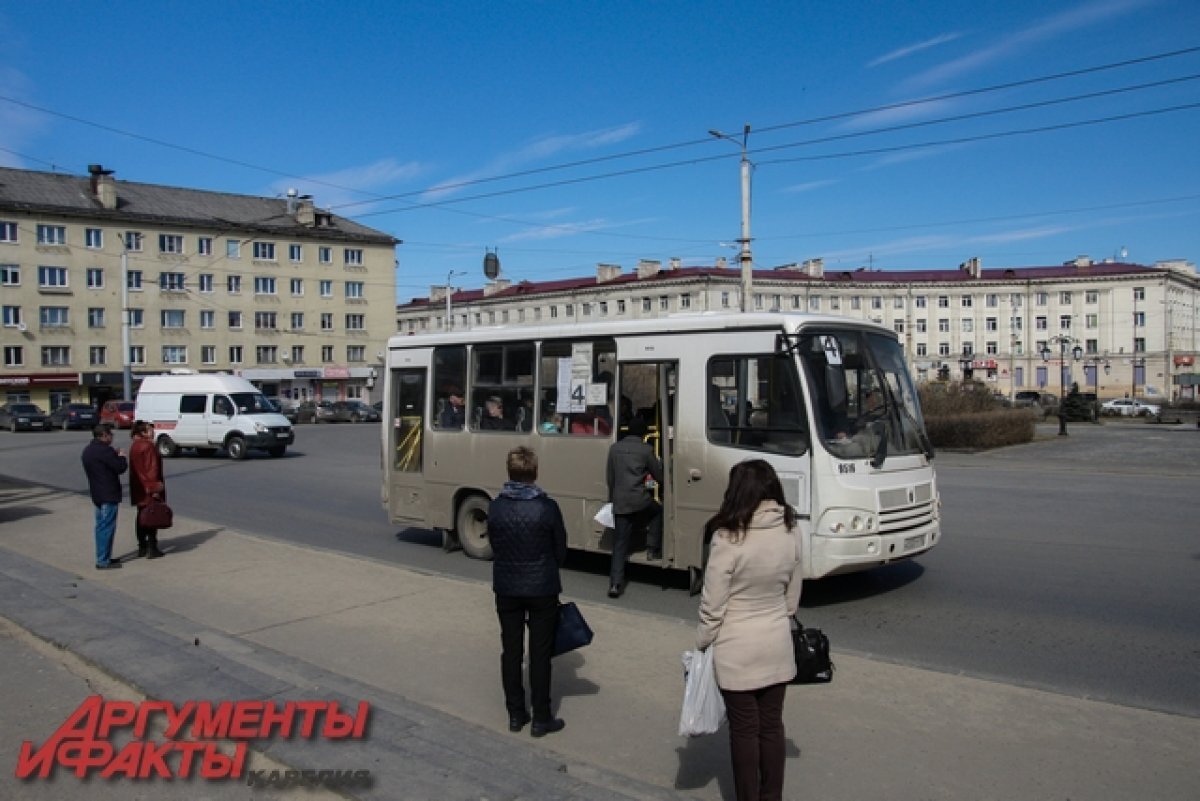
[455, 495, 493, 560]
[156, 436, 179, 458]
[267, 446, 286, 457]
[226, 436, 248, 460]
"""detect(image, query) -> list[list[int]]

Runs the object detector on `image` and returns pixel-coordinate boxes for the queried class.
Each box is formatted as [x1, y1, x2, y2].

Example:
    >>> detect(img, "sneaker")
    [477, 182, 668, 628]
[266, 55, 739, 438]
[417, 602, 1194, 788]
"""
[530, 718, 565, 738]
[95, 562, 123, 570]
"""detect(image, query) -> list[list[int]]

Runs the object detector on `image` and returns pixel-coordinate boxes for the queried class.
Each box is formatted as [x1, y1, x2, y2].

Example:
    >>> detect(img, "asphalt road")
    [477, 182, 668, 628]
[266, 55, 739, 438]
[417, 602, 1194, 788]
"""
[2, 419, 1197, 717]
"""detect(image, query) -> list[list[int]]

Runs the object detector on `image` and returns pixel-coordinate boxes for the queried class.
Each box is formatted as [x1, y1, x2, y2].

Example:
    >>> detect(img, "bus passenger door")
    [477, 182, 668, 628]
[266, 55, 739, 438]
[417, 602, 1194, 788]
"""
[387, 368, 427, 525]
[618, 361, 678, 564]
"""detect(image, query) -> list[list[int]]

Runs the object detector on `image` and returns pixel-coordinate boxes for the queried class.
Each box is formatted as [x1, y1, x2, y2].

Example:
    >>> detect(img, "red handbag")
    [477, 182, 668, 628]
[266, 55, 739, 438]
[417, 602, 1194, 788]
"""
[138, 499, 174, 529]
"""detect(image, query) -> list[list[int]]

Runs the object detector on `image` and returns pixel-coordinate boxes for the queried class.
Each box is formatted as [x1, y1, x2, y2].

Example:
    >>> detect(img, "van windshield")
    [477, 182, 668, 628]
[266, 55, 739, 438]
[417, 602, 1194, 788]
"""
[230, 393, 276, 414]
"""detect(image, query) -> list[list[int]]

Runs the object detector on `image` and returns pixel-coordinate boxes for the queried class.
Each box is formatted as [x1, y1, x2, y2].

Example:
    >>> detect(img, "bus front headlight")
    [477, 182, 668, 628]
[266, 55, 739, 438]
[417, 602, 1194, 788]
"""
[823, 509, 878, 536]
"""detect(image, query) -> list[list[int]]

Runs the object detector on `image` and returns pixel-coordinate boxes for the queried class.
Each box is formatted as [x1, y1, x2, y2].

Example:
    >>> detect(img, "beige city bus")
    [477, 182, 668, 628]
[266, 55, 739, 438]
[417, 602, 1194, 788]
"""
[380, 312, 940, 590]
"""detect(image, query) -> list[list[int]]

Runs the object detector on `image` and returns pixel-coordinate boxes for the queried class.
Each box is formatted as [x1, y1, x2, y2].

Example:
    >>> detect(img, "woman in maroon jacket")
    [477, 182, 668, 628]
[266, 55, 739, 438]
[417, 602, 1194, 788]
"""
[129, 420, 166, 558]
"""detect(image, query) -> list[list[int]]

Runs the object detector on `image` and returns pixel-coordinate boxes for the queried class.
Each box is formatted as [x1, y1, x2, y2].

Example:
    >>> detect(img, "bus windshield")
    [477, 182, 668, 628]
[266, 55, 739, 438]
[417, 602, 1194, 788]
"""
[795, 329, 933, 462]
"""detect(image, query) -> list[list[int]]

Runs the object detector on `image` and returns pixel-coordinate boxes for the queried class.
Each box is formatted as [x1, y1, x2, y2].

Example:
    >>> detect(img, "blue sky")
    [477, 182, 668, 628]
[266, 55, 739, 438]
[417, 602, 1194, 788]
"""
[1, 0, 1197, 302]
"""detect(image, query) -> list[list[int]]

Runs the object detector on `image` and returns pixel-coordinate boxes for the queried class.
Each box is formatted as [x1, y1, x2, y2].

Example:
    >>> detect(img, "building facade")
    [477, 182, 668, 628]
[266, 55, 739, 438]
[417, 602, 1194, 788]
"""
[396, 255, 1200, 403]
[1, 165, 398, 411]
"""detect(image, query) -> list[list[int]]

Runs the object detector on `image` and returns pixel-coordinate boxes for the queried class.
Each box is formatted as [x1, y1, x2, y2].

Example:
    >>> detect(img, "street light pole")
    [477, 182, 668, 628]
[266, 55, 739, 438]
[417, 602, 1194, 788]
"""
[709, 125, 753, 312]
[1041, 335, 1082, 436]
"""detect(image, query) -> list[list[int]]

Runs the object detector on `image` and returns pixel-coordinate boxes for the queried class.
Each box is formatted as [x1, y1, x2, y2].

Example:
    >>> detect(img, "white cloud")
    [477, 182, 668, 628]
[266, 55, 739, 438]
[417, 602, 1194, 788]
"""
[900, 0, 1152, 92]
[423, 122, 642, 202]
[867, 33, 964, 68]
[500, 218, 613, 243]
[781, 179, 839, 194]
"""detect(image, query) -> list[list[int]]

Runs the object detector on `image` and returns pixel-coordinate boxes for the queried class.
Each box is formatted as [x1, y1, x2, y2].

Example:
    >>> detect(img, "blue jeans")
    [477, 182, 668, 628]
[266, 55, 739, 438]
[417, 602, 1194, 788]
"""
[93, 503, 118, 566]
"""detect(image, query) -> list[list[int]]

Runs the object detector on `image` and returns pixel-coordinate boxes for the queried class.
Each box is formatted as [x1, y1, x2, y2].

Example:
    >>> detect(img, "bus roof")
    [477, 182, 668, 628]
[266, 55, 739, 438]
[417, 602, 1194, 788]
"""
[386, 310, 894, 350]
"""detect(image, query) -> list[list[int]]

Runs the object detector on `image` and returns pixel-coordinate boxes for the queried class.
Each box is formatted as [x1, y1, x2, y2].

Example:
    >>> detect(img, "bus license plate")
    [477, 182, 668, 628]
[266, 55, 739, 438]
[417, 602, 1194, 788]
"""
[903, 534, 925, 552]
[276, 433, 289, 438]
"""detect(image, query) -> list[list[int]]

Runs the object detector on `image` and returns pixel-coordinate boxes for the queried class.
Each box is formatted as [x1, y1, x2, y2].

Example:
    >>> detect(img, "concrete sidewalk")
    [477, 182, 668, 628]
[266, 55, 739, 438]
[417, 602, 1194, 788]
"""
[1, 475, 1196, 800]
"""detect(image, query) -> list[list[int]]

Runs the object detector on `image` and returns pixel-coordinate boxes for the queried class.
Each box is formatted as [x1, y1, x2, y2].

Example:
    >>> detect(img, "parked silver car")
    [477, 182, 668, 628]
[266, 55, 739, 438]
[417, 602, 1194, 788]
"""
[1100, 398, 1160, 417]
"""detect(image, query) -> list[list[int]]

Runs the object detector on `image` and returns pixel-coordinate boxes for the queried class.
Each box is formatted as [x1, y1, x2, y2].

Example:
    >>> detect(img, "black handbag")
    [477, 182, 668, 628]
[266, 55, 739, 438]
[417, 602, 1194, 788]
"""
[138, 499, 174, 530]
[553, 601, 594, 657]
[790, 619, 833, 684]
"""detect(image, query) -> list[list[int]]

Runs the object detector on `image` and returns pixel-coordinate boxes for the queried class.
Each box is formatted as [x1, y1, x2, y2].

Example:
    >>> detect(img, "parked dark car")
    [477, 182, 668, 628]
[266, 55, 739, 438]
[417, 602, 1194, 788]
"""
[49, 403, 98, 430]
[99, 400, 136, 429]
[323, 400, 381, 423]
[0, 402, 51, 432]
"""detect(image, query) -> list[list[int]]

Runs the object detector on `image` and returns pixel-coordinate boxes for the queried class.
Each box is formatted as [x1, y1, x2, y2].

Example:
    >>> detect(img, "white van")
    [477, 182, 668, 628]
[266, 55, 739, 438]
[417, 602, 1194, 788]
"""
[134, 373, 295, 459]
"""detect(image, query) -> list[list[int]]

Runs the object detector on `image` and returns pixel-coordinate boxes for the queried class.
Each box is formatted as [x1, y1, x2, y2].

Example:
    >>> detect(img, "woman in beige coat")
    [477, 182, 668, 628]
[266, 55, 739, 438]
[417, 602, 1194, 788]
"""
[697, 459, 803, 801]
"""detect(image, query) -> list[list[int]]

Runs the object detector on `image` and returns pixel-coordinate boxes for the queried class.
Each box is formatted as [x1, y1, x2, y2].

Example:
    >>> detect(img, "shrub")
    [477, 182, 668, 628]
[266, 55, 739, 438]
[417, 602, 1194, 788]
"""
[919, 381, 1036, 449]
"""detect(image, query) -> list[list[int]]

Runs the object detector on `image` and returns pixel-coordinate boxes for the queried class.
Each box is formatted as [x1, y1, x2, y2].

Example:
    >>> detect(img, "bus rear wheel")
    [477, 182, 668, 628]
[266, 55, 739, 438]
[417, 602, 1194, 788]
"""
[455, 495, 493, 560]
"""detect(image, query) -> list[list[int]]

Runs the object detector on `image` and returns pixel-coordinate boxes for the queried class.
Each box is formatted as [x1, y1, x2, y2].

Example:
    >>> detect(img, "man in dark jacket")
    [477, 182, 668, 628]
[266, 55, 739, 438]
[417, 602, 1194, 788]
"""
[487, 446, 568, 737]
[605, 416, 664, 597]
[80, 424, 128, 569]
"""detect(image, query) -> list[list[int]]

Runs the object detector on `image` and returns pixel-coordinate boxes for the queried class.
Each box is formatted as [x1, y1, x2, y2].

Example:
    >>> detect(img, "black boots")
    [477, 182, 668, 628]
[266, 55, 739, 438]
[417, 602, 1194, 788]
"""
[531, 718, 565, 738]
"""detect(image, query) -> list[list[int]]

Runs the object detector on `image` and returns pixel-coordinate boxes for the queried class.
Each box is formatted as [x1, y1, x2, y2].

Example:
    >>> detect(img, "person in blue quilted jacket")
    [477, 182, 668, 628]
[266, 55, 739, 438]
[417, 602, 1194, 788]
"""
[487, 446, 568, 738]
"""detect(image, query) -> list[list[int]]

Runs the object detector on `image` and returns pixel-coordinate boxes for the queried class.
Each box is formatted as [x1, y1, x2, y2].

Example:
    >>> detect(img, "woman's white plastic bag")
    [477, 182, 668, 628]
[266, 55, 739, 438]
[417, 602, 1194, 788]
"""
[678, 648, 725, 736]
[593, 502, 615, 529]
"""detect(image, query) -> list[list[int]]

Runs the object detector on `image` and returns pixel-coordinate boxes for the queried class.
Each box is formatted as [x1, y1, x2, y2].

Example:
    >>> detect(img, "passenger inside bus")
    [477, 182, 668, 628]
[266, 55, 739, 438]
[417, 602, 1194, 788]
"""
[479, 396, 516, 431]
[437, 385, 466, 429]
[569, 407, 612, 436]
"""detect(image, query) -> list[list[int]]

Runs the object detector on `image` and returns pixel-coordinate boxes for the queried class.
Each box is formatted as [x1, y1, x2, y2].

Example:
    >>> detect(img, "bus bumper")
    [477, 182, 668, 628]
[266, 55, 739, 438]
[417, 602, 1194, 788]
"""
[809, 523, 940, 579]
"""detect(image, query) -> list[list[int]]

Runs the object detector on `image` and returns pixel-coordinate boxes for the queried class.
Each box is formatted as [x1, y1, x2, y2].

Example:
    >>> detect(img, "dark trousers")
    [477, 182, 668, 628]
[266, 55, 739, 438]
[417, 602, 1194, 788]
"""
[720, 682, 788, 801]
[134, 513, 158, 551]
[610, 502, 663, 585]
[495, 594, 558, 722]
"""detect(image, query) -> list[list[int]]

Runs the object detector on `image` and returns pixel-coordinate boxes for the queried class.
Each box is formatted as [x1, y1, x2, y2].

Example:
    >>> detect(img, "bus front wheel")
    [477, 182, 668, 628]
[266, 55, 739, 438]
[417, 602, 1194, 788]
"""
[455, 495, 493, 560]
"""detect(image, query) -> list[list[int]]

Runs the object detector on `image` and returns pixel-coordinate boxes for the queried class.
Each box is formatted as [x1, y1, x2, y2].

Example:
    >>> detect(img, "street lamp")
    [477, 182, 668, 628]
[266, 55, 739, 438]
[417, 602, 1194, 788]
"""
[708, 124, 753, 312]
[445, 270, 466, 330]
[1041, 335, 1083, 436]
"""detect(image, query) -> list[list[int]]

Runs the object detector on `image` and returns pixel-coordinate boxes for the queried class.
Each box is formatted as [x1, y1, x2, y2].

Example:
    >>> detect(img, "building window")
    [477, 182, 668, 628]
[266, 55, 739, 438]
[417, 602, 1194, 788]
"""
[162, 346, 187, 364]
[985, 317, 998, 332]
[200, 310, 215, 329]
[40, 307, 70, 327]
[290, 312, 304, 330]
[320, 313, 333, 331]
[87, 268, 104, 288]
[254, 311, 277, 330]
[38, 266, 68, 288]
[226, 239, 241, 259]
[347, 346, 365, 362]
[0, 221, 17, 242]
[642, 298, 652, 312]
[1, 265, 19, 286]
[1035, 292, 1048, 306]
[290, 345, 304, 363]
[1059, 315, 1071, 331]
[198, 274, 213, 293]
[198, 237, 213, 256]
[228, 311, 243, 329]
[720, 292, 731, 309]
[660, 296, 669, 311]
[915, 296, 927, 308]
[916, 319, 927, 333]
[549, 306, 559, 319]
[344, 248, 363, 266]
[1134, 337, 1145, 352]
[86, 228, 103, 249]
[961, 319, 974, 332]
[129, 309, 144, 328]
[1036, 316, 1047, 330]
[962, 343, 974, 356]
[201, 345, 216, 365]
[986, 341, 998, 355]
[229, 345, 243, 364]
[871, 296, 882, 310]
[1085, 291, 1098, 304]
[319, 280, 332, 297]
[1085, 313, 1098, 328]
[254, 276, 277, 295]
[227, 275, 242, 293]
[937, 296, 949, 308]
[37, 225, 67, 245]
[617, 300, 626, 314]
[289, 278, 304, 296]
[680, 294, 692, 310]
[161, 309, 185, 328]
[1133, 286, 1144, 301]
[252, 242, 276, 261]
[345, 313, 365, 330]
[1059, 291, 1071, 304]
[321, 345, 334, 362]
[159, 234, 184, 254]
[88, 308, 105, 328]
[986, 294, 998, 307]
[961, 295, 973, 308]
[41, 346, 70, 366]
[851, 296, 862, 310]
[127, 270, 143, 291]
[255, 346, 277, 364]
[1085, 339, 1098, 354]
[1133, 311, 1145, 327]
[159, 272, 186, 291]
[124, 232, 143, 251]
[345, 281, 364, 299]
[289, 244, 302, 262]
[129, 345, 145, 366]
[937, 319, 949, 333]
[893, 320, 904, 333]
[938, 342, 950, 356]
[830, 297, 841, 311]
[319, 247, 332, 264]
[90, 346, 106, 366]
[2, 306, 21, 327]
[894, 296, 904, 309]
[915, 343, 927, 357]
[4, 346, 23, 366]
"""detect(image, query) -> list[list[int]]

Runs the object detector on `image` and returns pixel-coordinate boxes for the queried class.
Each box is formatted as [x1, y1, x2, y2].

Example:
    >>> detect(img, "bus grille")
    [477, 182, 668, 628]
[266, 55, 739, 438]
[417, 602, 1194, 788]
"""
[877, 482, 936, 535]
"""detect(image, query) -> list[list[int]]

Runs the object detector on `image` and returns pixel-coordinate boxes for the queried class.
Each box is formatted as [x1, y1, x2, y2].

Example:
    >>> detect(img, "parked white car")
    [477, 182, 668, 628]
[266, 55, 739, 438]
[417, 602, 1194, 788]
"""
[1100, 398, 1160, 417]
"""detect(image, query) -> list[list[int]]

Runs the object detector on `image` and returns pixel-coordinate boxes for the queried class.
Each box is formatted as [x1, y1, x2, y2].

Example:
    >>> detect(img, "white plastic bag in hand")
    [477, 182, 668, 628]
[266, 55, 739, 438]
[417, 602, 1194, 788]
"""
[678, 648, 725, 736]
